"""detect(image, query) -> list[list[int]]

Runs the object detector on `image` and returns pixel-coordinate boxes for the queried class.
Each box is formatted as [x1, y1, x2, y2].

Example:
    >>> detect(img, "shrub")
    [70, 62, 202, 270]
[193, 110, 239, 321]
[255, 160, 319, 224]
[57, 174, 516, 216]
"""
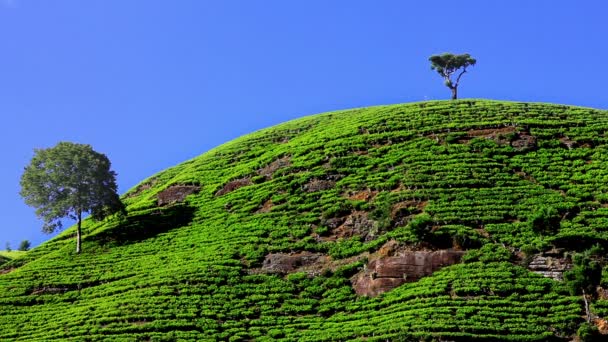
[564, 246, 603, 295]
[577, 322, 601, 342]
[529, 206, 561, 235]
[408, 213, 433, 241]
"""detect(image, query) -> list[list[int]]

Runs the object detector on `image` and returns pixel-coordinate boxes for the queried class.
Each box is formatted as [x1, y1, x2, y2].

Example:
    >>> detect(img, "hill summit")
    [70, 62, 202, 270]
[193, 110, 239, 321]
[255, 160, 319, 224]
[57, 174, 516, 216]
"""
[2, 100, 608, 341]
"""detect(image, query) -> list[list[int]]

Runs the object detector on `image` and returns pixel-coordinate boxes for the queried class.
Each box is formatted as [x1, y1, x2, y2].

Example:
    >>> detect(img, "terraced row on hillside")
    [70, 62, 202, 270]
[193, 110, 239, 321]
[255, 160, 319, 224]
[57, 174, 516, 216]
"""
[2, 100, 608, 341]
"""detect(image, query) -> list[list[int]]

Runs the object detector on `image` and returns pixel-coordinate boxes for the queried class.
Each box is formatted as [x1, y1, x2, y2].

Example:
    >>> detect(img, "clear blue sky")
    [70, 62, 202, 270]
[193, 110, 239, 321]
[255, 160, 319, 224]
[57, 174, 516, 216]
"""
[1, 0, 607, 248]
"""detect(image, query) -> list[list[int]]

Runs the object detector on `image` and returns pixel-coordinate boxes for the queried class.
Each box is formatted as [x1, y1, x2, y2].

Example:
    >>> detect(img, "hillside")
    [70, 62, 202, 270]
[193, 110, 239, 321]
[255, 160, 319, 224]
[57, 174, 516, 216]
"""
[2, 100, 608, 341]
[0, 251, 25, 266]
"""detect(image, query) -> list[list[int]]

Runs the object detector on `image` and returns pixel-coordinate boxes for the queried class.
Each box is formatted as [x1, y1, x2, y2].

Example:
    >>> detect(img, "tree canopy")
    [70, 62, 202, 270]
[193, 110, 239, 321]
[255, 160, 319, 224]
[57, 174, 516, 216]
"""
[429, 53, 476, 100]
[20, 142, 124, 253]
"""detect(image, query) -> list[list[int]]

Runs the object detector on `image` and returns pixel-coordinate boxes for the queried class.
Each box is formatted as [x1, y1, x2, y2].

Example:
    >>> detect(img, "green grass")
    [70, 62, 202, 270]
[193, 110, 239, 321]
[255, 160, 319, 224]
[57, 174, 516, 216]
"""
[0, 250, 26, 260]
[1, 99, 608, 340]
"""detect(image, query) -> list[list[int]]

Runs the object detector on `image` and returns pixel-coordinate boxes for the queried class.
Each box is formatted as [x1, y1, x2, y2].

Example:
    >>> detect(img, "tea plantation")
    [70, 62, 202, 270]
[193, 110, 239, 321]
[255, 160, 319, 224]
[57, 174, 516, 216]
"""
[2, 100, 608, 341]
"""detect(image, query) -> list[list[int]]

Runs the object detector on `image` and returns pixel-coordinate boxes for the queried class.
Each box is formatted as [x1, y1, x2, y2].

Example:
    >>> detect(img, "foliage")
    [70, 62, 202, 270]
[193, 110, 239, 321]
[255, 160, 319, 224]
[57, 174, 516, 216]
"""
[1, 100, 608, 340]
[429, 53, 476, 99]
[577, 322, 602, 342]
[529, 205, 561, 235]
[18, 240, 31, 252]
[20, 142, 124, 253]
[408, 213, 433, 241]
[564, 246, 603, 295]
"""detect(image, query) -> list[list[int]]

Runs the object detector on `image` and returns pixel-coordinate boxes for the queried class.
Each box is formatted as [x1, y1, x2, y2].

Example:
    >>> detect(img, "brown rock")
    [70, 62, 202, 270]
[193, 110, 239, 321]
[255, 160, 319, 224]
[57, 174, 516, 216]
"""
[261, 252, 327, 274]
[595, 317, 608, 335]
[256, 199, 273, 213]
[467, 126, 517, 139]
[303, 179, 335, 192]
[157, 185, 200, 206]
[258, 156, 291, 179]
[352, 250, 465, 296]
[511, 132, 537, 151]
[215, 177, 252, 196]
[127, 178, 159, 198]
[346, 190, 378, 202]
[527, 255, 571, 281]
[334, 211, 377, 241]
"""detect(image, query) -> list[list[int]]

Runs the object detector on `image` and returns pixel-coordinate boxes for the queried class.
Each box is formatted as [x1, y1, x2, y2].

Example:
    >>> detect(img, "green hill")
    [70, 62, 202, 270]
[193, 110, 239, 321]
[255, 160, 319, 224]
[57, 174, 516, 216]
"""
[2, 100, 608, 341]
[0, 251, 25, 266]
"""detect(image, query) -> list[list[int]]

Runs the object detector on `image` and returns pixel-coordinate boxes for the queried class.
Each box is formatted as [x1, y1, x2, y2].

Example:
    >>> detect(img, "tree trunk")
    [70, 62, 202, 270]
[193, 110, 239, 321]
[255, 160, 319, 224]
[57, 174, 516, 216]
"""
[583, 289, 591, 323]
[451, 87, 458, 100]
[76, 210, 82, 254]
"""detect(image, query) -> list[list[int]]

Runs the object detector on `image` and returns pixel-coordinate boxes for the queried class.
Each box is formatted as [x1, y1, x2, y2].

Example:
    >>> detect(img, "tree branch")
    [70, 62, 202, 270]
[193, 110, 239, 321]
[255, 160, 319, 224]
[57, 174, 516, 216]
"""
[454, 68, 467, 88]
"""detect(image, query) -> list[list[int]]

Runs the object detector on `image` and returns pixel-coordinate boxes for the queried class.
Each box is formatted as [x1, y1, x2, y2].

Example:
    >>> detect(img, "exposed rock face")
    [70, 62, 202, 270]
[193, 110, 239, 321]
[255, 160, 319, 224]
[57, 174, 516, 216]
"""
[215, 177, 252, 196]
[352, 250, 465, 297]
[595, 317, 608, 335]
[127, 178, 158, 198]
[334, 211, 377, 241]
[467, 126, 517, 140]
[256, 199, 273, 213]
[261, 252, 327, 274]
[303, 179, 335, 192]
[258, 156, 291, 179]
[157, 185, 200, 206]
[510, 132, 537, 151]
[346, 190, 377, 202]
[527, 255, 571, 281]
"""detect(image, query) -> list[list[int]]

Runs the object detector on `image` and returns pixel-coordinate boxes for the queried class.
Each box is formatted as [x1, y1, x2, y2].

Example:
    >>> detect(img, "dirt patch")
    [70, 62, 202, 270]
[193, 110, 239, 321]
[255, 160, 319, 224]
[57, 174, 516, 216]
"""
[345, 190, 378, 202]
[303, 179, 336, 192]
[260, 252, 328, 274]
[351, 244, 465, 297]
[595, 318, 608, 335]
[256, 199, 273, 213]
[215, 177, 252, 196]
[559, 136, 577, 149]
[597, 287, 608, 300]
[157, 184, 200, 206]
[331, 211, 378, 242]
[467, 126, 517, 139]
[258, 156, 291, 179]
[30, 287, 70, 295]
[510, 132, 537, 151]
[0, 267, 15, 275]
[391, 200, 427, 227]
[253, 251, 368, 277]
[127, 178, 159, 198]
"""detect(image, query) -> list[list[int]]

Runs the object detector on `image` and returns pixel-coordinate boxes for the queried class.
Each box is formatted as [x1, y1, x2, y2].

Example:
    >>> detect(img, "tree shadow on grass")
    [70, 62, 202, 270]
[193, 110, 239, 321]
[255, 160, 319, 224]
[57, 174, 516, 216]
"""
[88, 204, 196, 246]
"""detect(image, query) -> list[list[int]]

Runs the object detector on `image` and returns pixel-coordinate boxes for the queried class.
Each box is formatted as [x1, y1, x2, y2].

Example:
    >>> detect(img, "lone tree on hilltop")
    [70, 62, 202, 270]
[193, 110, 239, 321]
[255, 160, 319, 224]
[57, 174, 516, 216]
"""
[429, 53, 476, 100]
[20, 142, 124, 254]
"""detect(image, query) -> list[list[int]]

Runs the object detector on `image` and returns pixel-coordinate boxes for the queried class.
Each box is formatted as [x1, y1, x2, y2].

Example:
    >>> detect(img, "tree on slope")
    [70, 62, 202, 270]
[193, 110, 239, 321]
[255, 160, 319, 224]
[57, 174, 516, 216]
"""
[20, 142, 124, 254]
[18, 240, 31, 251]
[429, 53, 476, 100]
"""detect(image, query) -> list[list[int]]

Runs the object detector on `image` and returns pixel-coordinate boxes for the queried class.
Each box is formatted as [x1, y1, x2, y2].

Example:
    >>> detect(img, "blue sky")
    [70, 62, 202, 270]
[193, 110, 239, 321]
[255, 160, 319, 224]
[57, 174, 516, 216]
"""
[1, 0, 607, 248]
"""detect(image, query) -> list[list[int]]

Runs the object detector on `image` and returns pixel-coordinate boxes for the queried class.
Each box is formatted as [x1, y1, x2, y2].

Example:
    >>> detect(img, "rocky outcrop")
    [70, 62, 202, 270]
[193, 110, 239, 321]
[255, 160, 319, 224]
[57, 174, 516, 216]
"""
[510, 132, 537, 151]
[157, 184, 200, 206]
[527, 255, 570, 281]
[352, 249, 465, 297]
[215, 177, 252, 196]
[303, 179, 335, 192]
[258, 156, 291, 179]
[261, 252, 327, 274]
[334, 211, 377, 241]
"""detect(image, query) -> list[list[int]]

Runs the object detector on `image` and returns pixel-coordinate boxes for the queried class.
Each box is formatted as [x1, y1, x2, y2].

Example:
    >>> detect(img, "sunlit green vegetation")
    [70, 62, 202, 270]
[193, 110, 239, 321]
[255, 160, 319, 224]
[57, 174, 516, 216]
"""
[0, 250, 26, 260]
[1, 100, 608, 340]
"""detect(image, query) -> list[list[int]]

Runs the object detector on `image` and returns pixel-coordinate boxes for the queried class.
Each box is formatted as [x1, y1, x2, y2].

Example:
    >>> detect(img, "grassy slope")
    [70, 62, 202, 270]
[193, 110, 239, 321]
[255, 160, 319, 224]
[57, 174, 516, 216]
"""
[0, 251, 26, 259]
[1, 100, 608, 341]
